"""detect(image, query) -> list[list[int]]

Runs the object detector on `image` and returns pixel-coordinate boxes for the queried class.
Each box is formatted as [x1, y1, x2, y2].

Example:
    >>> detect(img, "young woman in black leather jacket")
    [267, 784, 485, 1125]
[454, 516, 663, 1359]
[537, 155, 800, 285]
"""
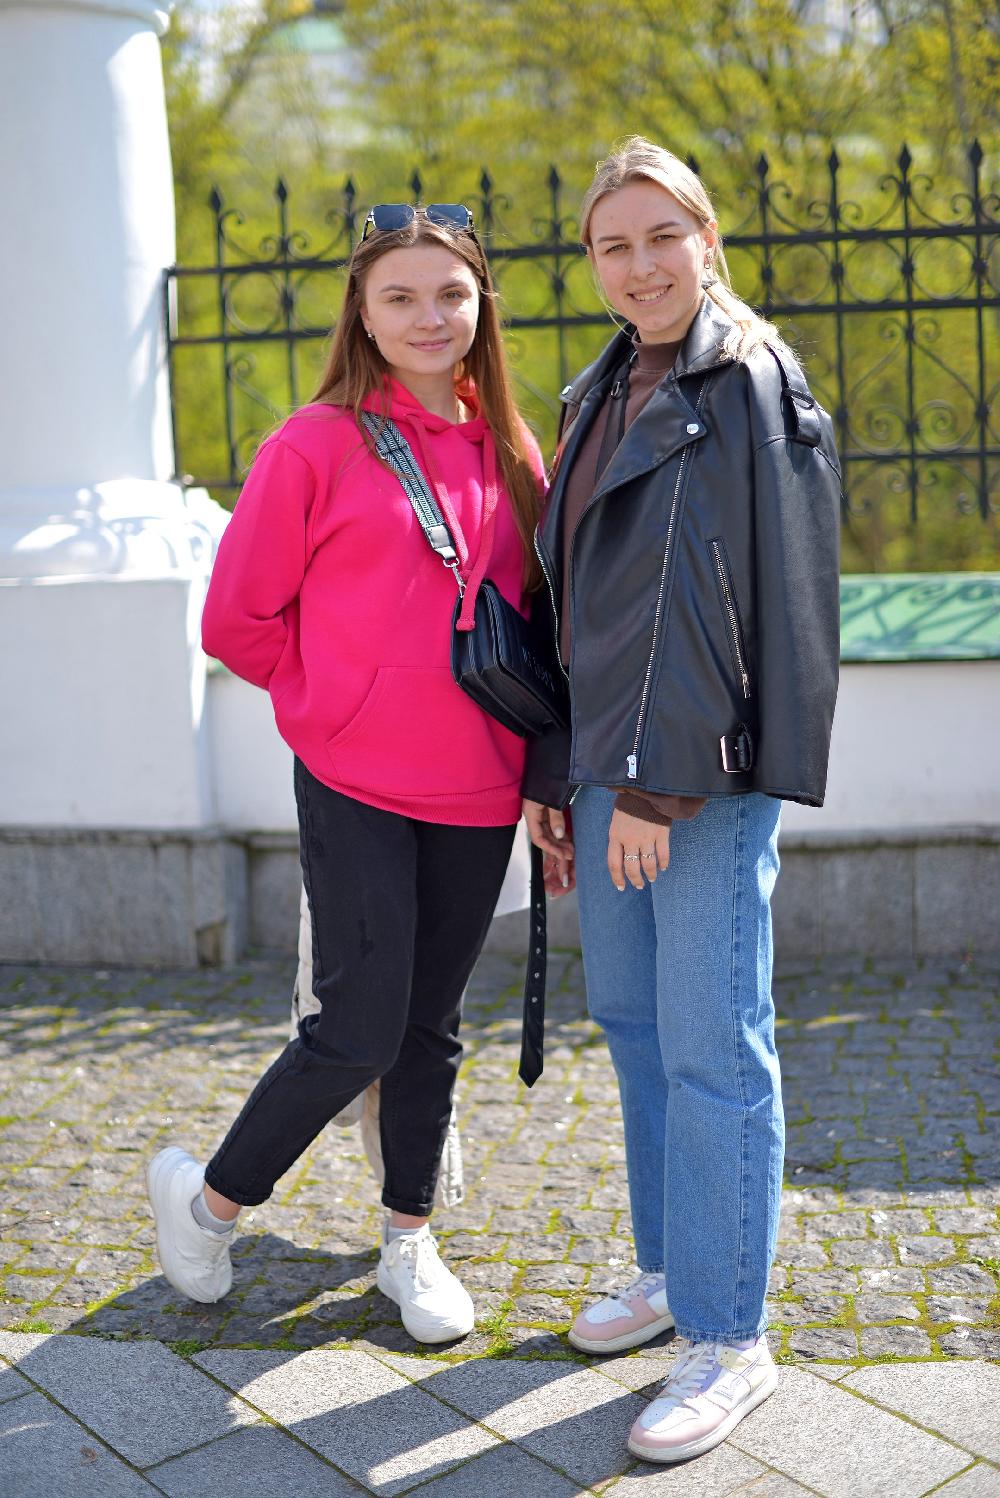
[523, 136, 841, 1465]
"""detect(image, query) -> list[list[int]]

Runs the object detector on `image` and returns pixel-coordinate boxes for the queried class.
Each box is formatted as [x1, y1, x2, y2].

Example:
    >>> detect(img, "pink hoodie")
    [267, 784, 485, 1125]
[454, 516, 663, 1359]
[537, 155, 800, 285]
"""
[202, 380, 545, 826]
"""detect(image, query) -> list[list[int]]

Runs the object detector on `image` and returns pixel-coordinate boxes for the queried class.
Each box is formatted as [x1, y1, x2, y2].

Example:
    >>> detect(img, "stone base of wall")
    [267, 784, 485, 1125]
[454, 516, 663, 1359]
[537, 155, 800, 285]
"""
[1, 824, 997, 968]
[0, 828, 248, 967]
[485, 825, 1000, 961]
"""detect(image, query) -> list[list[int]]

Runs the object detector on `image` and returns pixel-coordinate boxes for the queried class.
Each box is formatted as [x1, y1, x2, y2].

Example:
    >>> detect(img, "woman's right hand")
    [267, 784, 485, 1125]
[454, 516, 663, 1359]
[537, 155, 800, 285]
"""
[523, 799, 575, 895]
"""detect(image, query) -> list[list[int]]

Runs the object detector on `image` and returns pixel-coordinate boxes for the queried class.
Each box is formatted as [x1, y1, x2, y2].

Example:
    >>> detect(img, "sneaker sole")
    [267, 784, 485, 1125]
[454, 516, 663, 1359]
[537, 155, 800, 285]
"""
[376, 1262, 474, 1345]
[568, 1311, 675, 1354]
[627, 1365, 779, 1463]
[146, 1148, 232, 1306]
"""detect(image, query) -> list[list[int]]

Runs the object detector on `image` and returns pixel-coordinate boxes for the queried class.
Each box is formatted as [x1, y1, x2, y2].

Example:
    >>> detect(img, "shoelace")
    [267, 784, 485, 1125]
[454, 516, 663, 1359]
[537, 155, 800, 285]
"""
[658, 1341, 722, 1404]
[621, 1271, 665, 1303]
[395, 1231, 440, 1291]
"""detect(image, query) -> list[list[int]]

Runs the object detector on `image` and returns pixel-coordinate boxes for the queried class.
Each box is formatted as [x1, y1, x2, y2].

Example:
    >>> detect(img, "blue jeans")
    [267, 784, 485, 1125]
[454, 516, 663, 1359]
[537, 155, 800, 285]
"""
[572, 785, 783, 1344]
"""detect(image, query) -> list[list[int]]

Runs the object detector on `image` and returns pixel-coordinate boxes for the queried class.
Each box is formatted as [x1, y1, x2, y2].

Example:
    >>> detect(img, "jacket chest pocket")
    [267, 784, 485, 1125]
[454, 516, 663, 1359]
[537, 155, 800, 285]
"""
[707, 536, 752, 701]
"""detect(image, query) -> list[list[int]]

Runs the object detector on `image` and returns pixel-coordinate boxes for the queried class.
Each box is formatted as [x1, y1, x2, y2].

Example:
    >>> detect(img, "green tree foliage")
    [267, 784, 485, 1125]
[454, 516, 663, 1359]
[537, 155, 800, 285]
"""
[337, 0, 995, 192]
[163, 0, 331, 261]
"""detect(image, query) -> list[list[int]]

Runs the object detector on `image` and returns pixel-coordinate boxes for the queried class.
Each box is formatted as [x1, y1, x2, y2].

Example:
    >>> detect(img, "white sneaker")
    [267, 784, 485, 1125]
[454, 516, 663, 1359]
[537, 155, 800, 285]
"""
[376, 1225, 474, 1344]
[568, 1271, 674, 1353]
[628, 1336, 778, 1463]
[146, 1147, 234, 1304]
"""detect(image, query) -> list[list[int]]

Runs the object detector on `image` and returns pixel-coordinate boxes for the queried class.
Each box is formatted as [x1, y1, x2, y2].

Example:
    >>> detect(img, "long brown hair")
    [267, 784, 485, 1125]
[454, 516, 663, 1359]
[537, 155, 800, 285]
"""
[312, 212, 542, 590]
[580, 136, 789, 364]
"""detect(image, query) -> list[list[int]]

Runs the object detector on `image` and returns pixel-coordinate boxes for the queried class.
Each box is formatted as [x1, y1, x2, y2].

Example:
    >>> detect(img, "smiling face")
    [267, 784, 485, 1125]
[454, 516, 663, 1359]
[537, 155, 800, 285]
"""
[361, 242, 481, 387]
[587, 179, 716, 344]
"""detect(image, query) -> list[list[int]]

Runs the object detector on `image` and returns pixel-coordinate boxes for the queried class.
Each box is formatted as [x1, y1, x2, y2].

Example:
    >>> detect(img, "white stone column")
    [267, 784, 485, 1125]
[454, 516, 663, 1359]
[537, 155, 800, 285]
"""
[0, 0, 228, 831]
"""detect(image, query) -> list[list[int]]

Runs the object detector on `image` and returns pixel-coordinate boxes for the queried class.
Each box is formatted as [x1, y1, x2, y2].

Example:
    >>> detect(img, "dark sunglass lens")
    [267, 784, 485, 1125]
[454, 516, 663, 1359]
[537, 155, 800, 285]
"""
[370, 204, 416, 233]
[426, 203, 473, 230]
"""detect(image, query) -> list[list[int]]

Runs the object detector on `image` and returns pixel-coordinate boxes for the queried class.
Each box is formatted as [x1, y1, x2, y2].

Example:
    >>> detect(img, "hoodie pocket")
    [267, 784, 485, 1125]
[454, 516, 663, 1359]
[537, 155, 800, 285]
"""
[325, 666, 520, 797]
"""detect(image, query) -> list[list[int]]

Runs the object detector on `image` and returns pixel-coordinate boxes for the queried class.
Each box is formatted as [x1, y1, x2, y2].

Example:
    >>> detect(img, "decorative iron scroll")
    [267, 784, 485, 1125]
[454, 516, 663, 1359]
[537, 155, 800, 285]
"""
[165, 144, 998, 553]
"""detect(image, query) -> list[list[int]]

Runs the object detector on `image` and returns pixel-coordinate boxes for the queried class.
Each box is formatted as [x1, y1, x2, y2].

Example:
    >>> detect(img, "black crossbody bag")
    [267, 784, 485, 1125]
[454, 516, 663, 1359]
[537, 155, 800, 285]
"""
[362, 411, 554, 1085]
[362, 413, 568, 740]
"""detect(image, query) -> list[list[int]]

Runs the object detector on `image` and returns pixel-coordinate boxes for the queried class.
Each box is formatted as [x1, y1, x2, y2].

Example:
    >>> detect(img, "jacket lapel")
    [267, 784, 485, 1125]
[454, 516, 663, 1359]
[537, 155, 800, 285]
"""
[541, 298, 736, 548]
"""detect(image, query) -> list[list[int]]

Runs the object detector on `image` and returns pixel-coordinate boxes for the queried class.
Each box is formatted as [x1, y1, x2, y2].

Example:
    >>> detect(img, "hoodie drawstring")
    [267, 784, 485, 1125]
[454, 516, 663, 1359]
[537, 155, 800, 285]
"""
[406, 418, 472, 573]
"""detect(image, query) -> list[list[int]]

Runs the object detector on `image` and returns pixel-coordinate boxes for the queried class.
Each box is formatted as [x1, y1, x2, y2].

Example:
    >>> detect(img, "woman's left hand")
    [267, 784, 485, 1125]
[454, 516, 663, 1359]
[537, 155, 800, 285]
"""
[608, 808, 670, 891]
[542, 852, 576, 897]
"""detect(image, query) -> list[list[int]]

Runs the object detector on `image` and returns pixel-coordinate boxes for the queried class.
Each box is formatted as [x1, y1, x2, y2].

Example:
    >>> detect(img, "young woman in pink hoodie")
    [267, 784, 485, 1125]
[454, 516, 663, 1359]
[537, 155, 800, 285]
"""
[147, 205, 545, 1344]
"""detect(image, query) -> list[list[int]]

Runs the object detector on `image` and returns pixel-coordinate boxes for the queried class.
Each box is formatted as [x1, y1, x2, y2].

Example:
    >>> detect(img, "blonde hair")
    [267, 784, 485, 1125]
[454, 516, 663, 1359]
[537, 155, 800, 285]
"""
[580, 136, 788, 365]
[311, 211, 542, 591]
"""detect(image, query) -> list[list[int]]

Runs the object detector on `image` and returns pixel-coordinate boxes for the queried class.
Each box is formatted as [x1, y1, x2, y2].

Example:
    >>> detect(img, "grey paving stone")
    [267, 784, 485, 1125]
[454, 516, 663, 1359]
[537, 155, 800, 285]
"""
[934, 1209, 999, 1235]
[804, 1363, 856, 1381]
[0, 1390, 156, 1496]
[0, 1362, 33, 1403]
[788, 1269, 859, 1296]
[939, 1329, 1000, 1358]
[931, 1464, 1000, 1497]
[369, 1351, 453, 1382]
[787, 1328, 859, 1360]
[856, 1293, 921, 1323]
[404, 1441, 582, 1497]
[859, 1266, 926, 1293]
[859, 1326, 933, 1357]
[828, 1239, 895, 1267]
[739, 1477, 827, 1497]
[844, 1363, 1000, 1462]
[195, 1347, 497, 1495]
[602, 1442, 767, 1493]
[0, 1332, 255, 1467]
[897, 1236, 957, 1265]
[775, 1242, 830, 1269]
[930, 1265, 997, 1295]
[925, 1296, 992, 1326]
[147, 1422, 356, 1496]
[730, 1366, 969, 1496]
[417, 1356, 645, 1489]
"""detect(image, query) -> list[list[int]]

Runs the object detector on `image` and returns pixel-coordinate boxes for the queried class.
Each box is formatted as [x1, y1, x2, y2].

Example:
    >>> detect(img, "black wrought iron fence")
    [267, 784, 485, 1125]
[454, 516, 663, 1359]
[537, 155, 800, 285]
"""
[165, 143, 999, 571]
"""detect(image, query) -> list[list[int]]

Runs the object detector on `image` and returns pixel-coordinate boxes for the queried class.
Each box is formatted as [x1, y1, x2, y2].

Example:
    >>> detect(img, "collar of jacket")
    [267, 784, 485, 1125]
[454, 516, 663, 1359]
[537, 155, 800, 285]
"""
[560, 294, 736, 407]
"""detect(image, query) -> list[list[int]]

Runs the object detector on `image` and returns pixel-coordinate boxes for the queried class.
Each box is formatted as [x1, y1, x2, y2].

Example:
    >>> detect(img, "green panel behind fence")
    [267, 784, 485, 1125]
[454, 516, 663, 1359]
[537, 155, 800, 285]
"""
[839, 574, 1000, 661]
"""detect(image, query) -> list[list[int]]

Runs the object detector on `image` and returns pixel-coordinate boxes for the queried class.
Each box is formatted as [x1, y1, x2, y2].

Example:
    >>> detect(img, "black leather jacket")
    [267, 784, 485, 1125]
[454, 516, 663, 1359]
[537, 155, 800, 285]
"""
[522, 297, 842, 810]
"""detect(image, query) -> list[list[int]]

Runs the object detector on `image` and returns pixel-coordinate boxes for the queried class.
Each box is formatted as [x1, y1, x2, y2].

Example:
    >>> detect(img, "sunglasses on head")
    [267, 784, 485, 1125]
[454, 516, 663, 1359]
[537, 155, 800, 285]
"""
[361, 203, 476, 242]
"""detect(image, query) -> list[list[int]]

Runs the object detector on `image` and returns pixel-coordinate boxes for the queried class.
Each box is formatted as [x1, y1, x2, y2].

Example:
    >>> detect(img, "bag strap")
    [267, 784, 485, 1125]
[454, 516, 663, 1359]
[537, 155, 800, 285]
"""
[361, 412, 466, 594]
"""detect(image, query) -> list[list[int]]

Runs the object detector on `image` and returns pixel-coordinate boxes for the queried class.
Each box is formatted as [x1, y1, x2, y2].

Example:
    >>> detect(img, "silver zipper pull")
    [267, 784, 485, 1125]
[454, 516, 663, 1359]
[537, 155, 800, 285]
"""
[626, 754, 638, 779]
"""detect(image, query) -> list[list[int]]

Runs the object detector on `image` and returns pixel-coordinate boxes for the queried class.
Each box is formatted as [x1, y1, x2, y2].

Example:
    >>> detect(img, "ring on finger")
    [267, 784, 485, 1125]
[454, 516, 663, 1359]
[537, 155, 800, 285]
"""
[640, 849, 656, 860]
[622, 853, 641, 862]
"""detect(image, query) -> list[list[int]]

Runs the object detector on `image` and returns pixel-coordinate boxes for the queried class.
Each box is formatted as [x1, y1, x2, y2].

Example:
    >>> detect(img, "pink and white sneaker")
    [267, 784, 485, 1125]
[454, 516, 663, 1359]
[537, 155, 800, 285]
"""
[568, 1271, 675, 1353]
[628, 1336, 778, 1463]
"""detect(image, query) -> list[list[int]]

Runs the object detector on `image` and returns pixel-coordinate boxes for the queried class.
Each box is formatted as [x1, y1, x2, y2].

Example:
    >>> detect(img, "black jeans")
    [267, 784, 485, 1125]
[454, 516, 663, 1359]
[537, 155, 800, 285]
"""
[205, 759, 516, 1215]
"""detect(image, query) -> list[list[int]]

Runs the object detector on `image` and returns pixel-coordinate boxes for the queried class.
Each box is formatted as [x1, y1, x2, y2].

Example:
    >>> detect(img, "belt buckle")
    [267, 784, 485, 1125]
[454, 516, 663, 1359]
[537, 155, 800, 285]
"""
[720, 728, 752, 774]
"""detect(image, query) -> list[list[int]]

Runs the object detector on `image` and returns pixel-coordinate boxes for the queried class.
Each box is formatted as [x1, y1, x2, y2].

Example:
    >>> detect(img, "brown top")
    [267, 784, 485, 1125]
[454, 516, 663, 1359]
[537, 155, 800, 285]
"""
[559, 335, 706, 829]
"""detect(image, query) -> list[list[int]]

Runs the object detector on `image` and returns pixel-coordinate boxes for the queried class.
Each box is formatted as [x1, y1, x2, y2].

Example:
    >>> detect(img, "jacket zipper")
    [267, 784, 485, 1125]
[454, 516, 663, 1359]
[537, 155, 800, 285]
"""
[710, 539, 751, 700]
[626, 384, 709, 780]
[534, 531, 570, 683]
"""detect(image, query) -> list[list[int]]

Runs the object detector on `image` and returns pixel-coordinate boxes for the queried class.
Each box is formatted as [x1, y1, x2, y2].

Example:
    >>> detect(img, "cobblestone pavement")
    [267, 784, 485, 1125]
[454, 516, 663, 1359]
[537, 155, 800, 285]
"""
[1, 952, 998, 1495]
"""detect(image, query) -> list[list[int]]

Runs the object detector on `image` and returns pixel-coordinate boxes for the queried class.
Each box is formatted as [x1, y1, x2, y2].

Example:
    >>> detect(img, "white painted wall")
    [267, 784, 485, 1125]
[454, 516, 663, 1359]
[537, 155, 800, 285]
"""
[207, 660, 1000, 841]
[2, 575, 213, 828]
[781, 661, 1000, 834]
[0, 0, 229, 829]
